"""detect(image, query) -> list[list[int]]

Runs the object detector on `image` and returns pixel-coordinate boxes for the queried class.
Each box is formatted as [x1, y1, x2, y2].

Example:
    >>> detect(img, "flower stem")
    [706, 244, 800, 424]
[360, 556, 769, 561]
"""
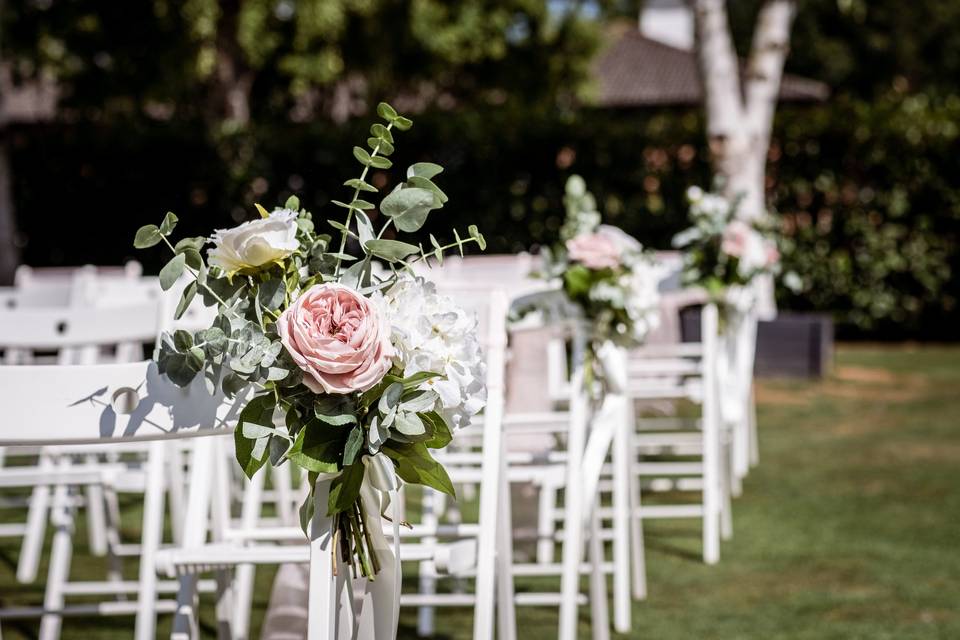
[334, 123, 394, 279]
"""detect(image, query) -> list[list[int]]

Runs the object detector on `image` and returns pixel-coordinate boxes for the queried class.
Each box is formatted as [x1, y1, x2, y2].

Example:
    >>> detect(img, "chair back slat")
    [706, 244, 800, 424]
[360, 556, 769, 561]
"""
[0, 361, 243, 445]
[0, 303, 163, 349]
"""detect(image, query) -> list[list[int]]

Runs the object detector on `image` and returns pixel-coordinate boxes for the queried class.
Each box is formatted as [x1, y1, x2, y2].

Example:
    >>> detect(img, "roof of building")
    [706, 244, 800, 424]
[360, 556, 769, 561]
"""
[593, 30, 829, 108]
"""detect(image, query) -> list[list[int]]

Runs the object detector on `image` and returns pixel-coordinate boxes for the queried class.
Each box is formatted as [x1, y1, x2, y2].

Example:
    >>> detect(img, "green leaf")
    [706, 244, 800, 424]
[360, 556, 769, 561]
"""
[379, 187, 437, 232]
[370, 123, 393, 143]
[407, 162, 443, 180]
[382, 441, 455, 497]
[182, 248, 203, 270]
[368, 137, 394, 156]
[235, 395, 276, 479]
[406, 176, 448, 205]
[421, 411, 452, 449]
[257, 279, 285, 311]
[174, 281, 197, 320]
[285, 195, 300, 210]
[159, 253, 186, 291]
[353, 146, 372, 166]
[376, 102, 398, 121]
[287, 420, 348, 474]
[563, 264, 593, 298]
[134, 225, 162, 249]
[368, 156, 393, 170]
[327, 463, 365, 516]
[468, 224, 487, 251]
[175, 236, 206, 253]
[355, 211, 375, 247]
[392, 116, 413, 131]
[402, 370, 441, 389]
[160, 211, 178, 235]
[352, 199, 375, 210]
[344, 178, 378, 193]
[364, 239, 419, 262]
[173, 329, 193, 351]
[343, 426, 363, 466]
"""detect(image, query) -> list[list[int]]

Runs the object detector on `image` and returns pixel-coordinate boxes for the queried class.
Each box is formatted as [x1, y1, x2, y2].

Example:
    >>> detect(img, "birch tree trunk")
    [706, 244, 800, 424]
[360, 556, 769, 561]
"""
[690, 0, 796, 315]
[690, 0, 795, 221]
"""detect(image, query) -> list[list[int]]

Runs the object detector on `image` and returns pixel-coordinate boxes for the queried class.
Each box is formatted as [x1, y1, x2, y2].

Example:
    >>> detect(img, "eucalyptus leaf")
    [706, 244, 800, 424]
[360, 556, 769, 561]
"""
[376, 102, 398, 120]
[159, 253, 186, 291]
[175, 236, 206, 253]
[344, 178, 378, 193]
[379, 187, 436, 232]
[365, 239, 419, 262]
[174, 281, 197, 320]
[352, 146, 372, 166]
[407, 162, 443, 180]
[235, 395, 276, 479]
[285, 195, 300, 210]
[160, 212, 178, 235]
[133, 225, 162, 249]
[257, 279, 285, 311]
[368, 156, 393, 170]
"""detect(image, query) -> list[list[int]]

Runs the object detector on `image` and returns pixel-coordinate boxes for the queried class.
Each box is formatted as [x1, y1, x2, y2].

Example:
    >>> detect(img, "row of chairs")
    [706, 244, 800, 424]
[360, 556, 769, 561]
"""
[0, 256, 760, 639]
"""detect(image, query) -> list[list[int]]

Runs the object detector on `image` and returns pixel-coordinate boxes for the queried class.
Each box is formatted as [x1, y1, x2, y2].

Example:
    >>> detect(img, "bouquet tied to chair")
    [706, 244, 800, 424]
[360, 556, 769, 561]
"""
[134, 103, 486, 580]
[672, 185, 803, 315]
[524, 175, 662, 391]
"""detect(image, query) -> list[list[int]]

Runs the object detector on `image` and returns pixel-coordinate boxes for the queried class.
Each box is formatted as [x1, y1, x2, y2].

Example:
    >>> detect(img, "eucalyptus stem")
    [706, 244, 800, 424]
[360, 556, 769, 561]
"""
[160, 236, 236, 314]
[334, 123, 394, 278]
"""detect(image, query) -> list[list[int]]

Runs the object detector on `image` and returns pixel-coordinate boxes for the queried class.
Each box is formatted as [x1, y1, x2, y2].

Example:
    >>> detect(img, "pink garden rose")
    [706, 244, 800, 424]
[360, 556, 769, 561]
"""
[566, 231, 622, 270]
[277, 283, 395, 394]
[721, 220, 751, 258]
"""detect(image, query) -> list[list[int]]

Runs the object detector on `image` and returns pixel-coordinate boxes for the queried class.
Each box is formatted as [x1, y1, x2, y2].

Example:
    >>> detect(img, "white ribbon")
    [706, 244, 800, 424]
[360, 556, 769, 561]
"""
[338, 453, 402, 640]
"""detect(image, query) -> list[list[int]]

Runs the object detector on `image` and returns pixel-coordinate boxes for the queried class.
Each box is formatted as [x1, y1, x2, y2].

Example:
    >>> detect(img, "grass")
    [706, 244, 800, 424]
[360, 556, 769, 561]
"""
[2, 345, 959, 638]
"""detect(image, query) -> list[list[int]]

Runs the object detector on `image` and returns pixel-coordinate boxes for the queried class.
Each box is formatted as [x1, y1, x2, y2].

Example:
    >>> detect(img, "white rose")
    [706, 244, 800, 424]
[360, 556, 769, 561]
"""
[207, 209, 299, 273]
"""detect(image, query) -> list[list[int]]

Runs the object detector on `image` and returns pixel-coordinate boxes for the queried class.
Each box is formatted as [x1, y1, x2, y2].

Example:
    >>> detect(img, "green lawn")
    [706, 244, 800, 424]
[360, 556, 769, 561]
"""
[2, 345, 959, 638]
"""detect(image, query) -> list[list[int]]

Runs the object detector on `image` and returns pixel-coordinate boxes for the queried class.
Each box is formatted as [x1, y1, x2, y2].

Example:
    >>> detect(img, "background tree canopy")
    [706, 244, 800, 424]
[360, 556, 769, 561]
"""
[1, 0, 957, 339]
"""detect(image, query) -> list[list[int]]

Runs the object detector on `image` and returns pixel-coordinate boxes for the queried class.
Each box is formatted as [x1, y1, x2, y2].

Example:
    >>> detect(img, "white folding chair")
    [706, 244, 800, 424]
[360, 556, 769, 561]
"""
[0, 360, 244, 640]
[625, 302, 726, 577]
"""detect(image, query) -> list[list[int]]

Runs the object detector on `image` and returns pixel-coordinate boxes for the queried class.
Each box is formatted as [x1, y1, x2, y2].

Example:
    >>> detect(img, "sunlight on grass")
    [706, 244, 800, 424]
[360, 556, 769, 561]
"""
[1, 345, 958, 639]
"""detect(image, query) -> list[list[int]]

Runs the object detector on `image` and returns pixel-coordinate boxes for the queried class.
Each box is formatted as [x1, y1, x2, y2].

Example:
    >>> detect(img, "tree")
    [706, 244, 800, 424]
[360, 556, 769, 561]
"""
[690, 0, 796, 313]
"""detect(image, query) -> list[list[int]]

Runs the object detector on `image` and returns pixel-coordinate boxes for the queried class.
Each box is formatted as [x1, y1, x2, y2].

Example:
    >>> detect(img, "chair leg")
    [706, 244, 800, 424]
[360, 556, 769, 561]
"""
[135, 441, 166, 640]
[748, 387, 759, 468]
[627, 427, 648, 601]
[702, 410, 721, 565]
[38, 479, 73, 640]
[232, 469, 266, 639]
[416, 489, 437, 637]
[83, 454, 108, 557]
[103, 480, 126, 597]
[306, 480, 341, 640]
[536, 481, 558, 564]
[720, 441, 734, 542]
[17, 452, 54, 583]
[611, 396, 632, 633]
[587, 508, 610, 640]
[171, 573, 200, 639]
[495, 455, 518, 640]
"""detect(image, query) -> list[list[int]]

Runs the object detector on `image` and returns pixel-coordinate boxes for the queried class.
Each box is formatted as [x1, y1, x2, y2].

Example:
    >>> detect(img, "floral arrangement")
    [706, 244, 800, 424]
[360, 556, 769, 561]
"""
[534, 175, 661, 351]
[672, 185, 801, 302]
[133, 102, 486, 579]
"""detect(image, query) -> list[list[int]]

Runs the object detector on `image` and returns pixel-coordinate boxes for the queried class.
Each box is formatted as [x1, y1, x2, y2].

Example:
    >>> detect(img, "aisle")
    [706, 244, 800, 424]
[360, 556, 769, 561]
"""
[0, 346, 957, 639]
[396, 345, 960, 640]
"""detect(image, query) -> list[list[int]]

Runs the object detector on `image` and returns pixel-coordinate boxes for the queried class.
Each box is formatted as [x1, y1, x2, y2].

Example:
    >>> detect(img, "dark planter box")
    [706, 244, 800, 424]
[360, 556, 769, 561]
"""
[679, 307, 834, 379]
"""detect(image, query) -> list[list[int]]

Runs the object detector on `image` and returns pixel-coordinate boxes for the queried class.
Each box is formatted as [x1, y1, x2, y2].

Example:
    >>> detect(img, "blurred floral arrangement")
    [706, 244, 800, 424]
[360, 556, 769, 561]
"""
[133, 103, 487, 579]
[672, 185, 802, 307]
[532, 175, 661, 356]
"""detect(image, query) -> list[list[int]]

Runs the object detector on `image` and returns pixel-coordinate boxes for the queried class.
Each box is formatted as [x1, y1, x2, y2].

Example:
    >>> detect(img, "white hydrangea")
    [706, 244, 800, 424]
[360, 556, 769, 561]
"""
[623, 260, 662, 342]
[381, 276, 486, 431]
